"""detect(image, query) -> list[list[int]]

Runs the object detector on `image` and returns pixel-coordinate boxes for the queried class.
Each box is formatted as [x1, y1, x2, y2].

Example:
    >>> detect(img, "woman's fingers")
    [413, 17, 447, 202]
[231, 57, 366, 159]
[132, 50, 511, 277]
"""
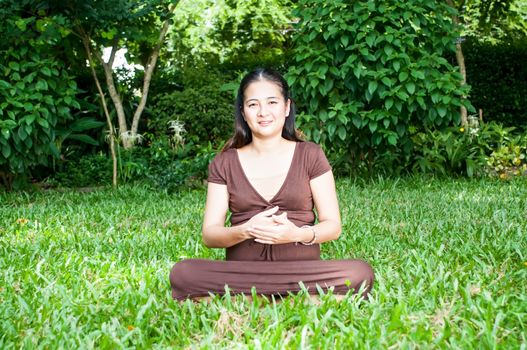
[272, 212, 288, 224]
[257, 206, 279, 217]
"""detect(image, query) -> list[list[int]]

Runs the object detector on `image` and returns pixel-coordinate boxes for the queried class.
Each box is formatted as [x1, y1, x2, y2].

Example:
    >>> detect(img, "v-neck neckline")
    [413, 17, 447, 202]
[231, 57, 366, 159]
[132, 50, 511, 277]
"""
[235, 142, 299, 204]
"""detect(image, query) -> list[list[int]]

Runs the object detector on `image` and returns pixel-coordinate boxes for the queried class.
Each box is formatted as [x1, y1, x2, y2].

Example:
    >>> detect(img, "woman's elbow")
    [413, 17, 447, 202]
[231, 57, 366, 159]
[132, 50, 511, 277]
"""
[333, 221, 342, 240]
[201, 228, 215, 248]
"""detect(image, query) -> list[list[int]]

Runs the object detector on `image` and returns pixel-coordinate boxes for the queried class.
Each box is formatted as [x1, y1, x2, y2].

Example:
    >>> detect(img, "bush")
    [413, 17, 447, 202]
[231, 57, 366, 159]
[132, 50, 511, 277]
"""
[51, 153, 112, 188]
[147, 69, 234, 148]
[0, 11, 80, 190]
[409, 122, 527, 177]
[464, 38, 527, 128]
[287, 0, 473, 176]
[116, 134, 217, 192]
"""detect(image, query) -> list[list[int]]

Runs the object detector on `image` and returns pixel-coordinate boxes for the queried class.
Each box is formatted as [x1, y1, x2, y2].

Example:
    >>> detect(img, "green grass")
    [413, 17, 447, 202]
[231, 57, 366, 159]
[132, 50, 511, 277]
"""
[1, 177, 526, 349]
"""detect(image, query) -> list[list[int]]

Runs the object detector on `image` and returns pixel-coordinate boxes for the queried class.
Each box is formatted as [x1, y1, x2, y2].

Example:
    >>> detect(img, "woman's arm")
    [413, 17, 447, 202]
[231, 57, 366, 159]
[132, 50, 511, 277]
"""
[201, 182, 281, 248]
[201, 182, 248, 248]
[308, 169, 342, 243]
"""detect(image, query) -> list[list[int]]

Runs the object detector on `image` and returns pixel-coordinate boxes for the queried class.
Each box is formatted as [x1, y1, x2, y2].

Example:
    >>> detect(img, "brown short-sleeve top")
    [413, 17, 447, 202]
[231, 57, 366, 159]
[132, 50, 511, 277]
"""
[208, 141, 331, 227]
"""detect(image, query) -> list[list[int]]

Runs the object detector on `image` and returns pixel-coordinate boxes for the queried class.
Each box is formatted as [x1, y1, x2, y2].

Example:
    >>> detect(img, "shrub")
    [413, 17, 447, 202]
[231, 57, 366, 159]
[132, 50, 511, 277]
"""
[464, 37, 527, 128]
[287, 0, 473, 175]
[0, 7, 81, 190]
[410, 121, 527, 177]
[485, 132, 527, 178]
[51, 152, 112, 188]
[147, 69, 234, 148]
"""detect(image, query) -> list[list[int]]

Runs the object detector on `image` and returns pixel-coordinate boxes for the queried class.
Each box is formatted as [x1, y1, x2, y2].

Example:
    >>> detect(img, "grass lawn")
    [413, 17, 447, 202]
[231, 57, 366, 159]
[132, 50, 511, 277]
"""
[1, 177, 526, 349]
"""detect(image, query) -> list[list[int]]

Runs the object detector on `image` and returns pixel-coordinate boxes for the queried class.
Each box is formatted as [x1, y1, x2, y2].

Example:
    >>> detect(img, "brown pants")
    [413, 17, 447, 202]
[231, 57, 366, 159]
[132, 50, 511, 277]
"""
[170, 257, 374, 301]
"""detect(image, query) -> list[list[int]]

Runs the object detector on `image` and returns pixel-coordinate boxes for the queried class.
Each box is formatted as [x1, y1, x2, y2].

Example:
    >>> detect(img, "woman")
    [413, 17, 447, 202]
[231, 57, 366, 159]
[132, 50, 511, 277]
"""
[170, 68, 374, 301]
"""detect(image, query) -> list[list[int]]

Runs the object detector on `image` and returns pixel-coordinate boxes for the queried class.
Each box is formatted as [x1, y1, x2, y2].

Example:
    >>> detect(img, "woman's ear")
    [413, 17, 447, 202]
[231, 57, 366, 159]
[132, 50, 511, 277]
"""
[285, 99, 291, 117]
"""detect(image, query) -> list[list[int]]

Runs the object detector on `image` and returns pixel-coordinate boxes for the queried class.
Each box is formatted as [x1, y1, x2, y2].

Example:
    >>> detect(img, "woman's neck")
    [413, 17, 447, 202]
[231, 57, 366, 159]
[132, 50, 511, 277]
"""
[246, 136, 291, 156]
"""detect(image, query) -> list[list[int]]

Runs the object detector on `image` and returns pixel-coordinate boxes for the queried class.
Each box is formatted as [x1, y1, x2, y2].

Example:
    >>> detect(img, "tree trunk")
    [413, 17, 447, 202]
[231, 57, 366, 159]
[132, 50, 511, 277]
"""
[130, 18, 171, 137]
[447, 0, 469, 127]
[98, 40, 132, 149]
[455, 41, 468, 127]
[82, 35, 119, 187]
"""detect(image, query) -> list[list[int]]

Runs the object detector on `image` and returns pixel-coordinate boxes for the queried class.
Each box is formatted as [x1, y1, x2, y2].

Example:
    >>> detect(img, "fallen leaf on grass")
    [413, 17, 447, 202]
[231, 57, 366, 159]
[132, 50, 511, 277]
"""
[470, 285, 481, 296]
[16, 218, 29, 225]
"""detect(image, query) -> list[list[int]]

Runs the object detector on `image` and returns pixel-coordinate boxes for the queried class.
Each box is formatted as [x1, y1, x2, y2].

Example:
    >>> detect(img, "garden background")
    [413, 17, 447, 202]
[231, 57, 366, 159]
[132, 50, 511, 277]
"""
[1, 0, 526, 348]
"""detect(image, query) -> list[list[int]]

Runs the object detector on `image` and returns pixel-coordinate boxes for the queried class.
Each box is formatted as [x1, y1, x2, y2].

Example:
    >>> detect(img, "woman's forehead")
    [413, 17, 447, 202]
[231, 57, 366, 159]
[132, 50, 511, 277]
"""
[244, 80, 282, 100]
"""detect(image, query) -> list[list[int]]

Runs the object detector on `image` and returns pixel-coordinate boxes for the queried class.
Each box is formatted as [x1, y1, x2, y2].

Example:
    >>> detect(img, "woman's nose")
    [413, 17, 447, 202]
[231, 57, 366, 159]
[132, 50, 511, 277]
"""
[257, 104, 269, 116]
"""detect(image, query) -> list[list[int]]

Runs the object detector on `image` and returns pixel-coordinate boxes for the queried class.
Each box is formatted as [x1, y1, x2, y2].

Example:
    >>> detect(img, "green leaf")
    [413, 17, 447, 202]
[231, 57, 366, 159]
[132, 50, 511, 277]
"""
[387, 135, 397, 145]
[2, 144, 11, 158]
[417, 96, 426, 109]
[36, 80, 48, 90]
[18, 127, 27, 141]
[24, 114, 36, 125]
[49, 141, 60, 158]
[399, 72, 408, 82]
[368, 81, 378, 95]
[368, 121, 377, 133]
[385, 98, 394, 110]
[37, 118, 49, 128]
[23, 103, 33, 112]
[9, 62, 20, 71]
[337, 113, 348, 125]
[406, 82, 416, 95]
[337, 126, 346, 141]
[68, 134, 99, 146]
[353, 66, 362, 79]
[437, 106, 447, 117]
[41, 67, 52, 76]
[393, 61, 400, 72]
[352, 116, 362, 129]
[381, 77, 393, 87]
[328, 123, 336, 137]
[341, 36, 349, 47]
[366, 34, 375, 48]
[411, 70, 425, 80]
[0, 80, 11, 89]
[1, 129, 10, 139]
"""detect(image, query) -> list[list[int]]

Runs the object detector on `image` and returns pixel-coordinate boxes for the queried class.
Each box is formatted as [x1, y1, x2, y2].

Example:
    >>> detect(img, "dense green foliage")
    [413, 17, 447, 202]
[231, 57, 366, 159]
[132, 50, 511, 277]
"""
[410, 122, 527, 177]
[1, 0, 526, 189]
[287, 0, 473, 174]
[168, 0, 293, 68]
[148, 70, 234, 147]
[1, 178, 526, 347]
[0, 5, 81, 188]
[455, 0, 527, 42]
[464, 38, 527, 127]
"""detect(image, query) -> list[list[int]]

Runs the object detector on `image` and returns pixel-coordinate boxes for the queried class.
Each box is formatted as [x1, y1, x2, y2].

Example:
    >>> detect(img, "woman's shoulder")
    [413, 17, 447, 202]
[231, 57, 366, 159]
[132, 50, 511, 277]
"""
[211, 147, 237, 166]
[297, 140, 325, 154]
[208, 148, 238, 184]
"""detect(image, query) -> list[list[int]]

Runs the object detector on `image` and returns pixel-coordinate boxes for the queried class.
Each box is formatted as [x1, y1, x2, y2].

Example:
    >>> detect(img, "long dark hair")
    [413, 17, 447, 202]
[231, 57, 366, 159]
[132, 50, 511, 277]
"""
[222, 68, 304, 150]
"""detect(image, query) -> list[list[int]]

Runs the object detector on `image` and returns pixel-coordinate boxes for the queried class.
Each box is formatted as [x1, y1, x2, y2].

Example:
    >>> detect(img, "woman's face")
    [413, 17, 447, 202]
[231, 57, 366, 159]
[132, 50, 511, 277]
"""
[242, 80, 291, 139]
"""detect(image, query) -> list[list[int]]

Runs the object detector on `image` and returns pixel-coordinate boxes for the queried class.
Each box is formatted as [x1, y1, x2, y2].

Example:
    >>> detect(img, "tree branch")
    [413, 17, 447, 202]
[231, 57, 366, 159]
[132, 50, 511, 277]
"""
[130, 5, 177, 136]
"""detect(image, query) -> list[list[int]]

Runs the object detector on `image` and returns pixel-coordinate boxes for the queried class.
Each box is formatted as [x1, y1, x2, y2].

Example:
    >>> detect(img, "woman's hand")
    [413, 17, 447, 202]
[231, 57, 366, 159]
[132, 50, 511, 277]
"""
[247, 211, 305, 245]
[244, 206, 280, 229]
